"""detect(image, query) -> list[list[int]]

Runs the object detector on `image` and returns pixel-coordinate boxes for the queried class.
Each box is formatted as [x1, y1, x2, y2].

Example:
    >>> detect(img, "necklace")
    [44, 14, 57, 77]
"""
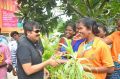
[84, 41, 93, 51]
[80, 40, 94, 57]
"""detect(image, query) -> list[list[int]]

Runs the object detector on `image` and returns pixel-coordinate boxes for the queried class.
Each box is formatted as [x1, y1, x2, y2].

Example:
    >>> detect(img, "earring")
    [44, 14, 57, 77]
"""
[88, 31, 91, 34]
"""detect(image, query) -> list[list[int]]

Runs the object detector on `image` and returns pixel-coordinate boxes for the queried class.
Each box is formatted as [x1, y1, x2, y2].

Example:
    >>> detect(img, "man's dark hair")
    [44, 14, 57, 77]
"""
[23, 21, 41, 35]
[10, 31, 19, 37]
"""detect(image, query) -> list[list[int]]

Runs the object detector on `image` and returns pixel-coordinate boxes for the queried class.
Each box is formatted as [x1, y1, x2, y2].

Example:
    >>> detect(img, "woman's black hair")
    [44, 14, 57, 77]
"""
[97, 23, 108, 36]
[65, 22, 76, 32]
[76, 18, 99, 35]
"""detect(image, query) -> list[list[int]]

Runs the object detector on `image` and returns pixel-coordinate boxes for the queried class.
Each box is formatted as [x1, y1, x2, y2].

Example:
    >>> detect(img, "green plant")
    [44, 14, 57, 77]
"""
[41, 36, 59, 61]
[50, 56, 95, 79]
[48, 37, 95, 79]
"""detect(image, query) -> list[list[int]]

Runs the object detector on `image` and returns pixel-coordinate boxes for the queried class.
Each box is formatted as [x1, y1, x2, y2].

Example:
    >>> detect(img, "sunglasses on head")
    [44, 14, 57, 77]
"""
[33, 29, 40, 33]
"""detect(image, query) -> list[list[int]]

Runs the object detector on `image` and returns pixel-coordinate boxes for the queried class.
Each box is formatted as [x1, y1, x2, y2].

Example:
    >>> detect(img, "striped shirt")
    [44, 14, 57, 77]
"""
[8, 41, 17, 68]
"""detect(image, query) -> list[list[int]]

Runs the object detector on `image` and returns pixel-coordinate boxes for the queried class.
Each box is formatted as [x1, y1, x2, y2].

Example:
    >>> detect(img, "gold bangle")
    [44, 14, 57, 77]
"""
[55, 60, 60, 64]
[95, 68, 98, 74]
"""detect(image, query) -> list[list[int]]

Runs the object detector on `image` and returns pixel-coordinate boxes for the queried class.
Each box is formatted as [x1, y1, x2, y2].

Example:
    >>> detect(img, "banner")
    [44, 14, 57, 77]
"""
[0, 9, 2, 27]
[2, 9, 18, 27]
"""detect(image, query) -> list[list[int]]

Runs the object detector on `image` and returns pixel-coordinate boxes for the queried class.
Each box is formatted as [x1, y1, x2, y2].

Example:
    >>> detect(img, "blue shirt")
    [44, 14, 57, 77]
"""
[72, 39, 85, 52]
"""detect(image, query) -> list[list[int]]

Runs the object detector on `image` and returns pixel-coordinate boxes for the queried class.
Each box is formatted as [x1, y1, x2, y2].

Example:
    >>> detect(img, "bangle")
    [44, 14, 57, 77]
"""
[95, 68, 98, 73]
[55, 60, 60, 64]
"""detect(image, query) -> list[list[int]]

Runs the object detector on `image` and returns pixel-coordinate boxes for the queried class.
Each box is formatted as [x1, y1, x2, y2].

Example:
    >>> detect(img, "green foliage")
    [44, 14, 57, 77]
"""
[57, 19, 65, 33]
[17, 0, 58, 35]
[17, 0, 120, 34]
[41, 36, 59, 61]
[60, 0, 120, 29]
[50, 57, 95, 79]
[47, 38, 95, 79]
[60, 37, 74, 54]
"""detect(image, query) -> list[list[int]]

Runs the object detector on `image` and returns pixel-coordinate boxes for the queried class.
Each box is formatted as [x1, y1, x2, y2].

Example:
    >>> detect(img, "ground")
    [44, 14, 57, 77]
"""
[7, 72, 17, 79]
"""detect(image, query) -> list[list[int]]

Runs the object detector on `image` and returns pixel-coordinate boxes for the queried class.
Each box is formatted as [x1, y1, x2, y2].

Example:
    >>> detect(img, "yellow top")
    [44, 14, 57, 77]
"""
[106, 31, 120, 62]
[77, 37, 114, 79]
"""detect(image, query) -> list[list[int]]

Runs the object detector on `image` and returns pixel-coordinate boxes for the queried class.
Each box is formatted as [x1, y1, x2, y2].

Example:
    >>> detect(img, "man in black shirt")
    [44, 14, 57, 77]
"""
[17, 21, 59, 79]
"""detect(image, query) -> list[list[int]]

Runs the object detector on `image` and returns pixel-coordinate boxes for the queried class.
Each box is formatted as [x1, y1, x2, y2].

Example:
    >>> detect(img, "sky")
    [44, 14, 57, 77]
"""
[51, 0, 72, 21]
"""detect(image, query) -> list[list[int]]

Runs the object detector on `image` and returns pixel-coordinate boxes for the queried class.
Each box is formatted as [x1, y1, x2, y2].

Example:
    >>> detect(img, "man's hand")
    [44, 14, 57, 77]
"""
[55, 51, 64, 57]
[48, 58, 59, 67]
[56, 59, 68, 64]
[12, 68, 17, 76]
[0, 62, 7, 68]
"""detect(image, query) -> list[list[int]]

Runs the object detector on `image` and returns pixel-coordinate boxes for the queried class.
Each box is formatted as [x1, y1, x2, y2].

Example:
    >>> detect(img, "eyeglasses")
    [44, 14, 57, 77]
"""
[33, 29, 40, 33]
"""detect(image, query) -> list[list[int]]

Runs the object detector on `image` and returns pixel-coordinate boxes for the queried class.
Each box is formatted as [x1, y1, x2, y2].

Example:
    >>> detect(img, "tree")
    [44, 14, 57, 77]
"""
[16, 0, 120, 34]
[61, 0, 120, 25]
[16, 0, 59, 36]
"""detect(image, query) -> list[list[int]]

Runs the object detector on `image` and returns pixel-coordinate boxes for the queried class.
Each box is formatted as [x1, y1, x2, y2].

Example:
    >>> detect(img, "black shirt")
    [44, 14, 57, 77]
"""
[17, 35, 44, 79]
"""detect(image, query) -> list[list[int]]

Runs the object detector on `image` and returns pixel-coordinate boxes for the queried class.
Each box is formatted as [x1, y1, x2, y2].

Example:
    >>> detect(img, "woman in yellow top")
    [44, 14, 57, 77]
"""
[104, 18, 120, 79]
[76, 18, 114, 79]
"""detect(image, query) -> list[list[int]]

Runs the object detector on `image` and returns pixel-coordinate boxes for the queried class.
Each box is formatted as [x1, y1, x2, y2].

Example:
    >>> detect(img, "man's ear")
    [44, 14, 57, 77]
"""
[27, 31, 31, 36]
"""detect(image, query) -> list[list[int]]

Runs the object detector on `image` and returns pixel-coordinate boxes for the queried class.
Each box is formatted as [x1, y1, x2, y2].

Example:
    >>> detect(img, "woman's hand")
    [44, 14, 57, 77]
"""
[44, 68, 49, 79]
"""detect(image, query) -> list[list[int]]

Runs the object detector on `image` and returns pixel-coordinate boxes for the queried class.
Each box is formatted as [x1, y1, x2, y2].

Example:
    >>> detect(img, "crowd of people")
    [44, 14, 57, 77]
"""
[0, 17, 120, 79]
